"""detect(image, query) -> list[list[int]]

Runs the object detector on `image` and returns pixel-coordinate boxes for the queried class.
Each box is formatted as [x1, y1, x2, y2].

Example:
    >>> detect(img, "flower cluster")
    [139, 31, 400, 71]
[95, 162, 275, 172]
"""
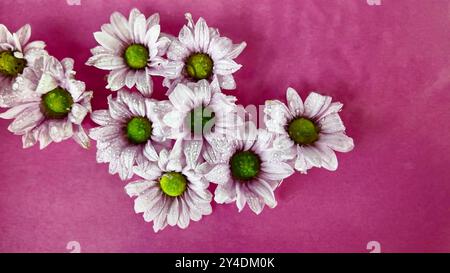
[0, 24, 93, 148]
[0, 9, 354, 233]
[86, 9, 354, 232]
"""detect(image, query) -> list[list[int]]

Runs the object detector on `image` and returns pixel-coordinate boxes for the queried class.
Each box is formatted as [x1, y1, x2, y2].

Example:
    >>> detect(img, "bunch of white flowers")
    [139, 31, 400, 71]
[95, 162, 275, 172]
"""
[0, 9, 354, 232]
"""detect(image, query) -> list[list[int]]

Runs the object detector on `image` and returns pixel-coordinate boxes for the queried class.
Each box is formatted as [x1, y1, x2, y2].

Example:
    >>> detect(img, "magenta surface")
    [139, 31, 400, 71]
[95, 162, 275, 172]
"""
[0, 0, 449, 253]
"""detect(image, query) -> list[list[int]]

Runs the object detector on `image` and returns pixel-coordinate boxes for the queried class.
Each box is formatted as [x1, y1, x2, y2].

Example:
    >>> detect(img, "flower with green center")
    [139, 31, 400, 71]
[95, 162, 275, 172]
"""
[125, 143, 213, 232]
[40, 87, 74, 119]
[204, 127, 294, 215]
[0, 55, 93, 150]
[0, 51, 27, 77]
[185, 53, 213, 81]
[287, 117, 319, 145]
[230, 151, 261, 181]
[126, 116, 153, 144]
[264, 87, 355, 173]
[159, 172, 188, 197]
[0, 24, 47, 108]
[188, 106, 215, 133]
[124, 44, 149, 70]
[163, 13, 246, 93]
[90, 90, 171, 180]
[87, 9, 171, 95]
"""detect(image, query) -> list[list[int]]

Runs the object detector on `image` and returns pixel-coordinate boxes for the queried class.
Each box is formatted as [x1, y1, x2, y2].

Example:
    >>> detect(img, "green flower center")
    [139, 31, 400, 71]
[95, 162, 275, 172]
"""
[126, 117, 153, 144]
[124, 44, 149, 70]
[160, 172, 188, 197]
[0, 50, 27, 77]
[185, 53, 213, 80]
[287, 117, 320, 145]
[187, 106, 215, 134]
[40, 87, 74, 119]
[230, 151, 261, 181]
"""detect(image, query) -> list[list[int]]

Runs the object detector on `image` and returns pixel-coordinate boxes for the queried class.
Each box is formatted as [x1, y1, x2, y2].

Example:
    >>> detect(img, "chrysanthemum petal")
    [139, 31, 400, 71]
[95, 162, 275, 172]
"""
[73, 125, 90, 149]
[250, 179, 277, 208]
[205, 164, 230, 185]
[93, 31, 122, 52]
[90, 110, 114, 126]
[16, 24, 31, 45]
[316, 143, 338, 171]
[225, 41, 247, 59]
[135, 69, 152, 96]
[8, 106, 43, 133]
[106, 68, 127, 91]
[194, 17, 210, 51]
[168, 83, 195, 112]
[125, 179, 156, 197]
[145, 24, 160, 47]
[178, 199, 190, 229]
[320, 132, 354, 153]
[110, 12, 131, 43]
[208, 36, 232, 60]
[304, 92, 331, 118]
[167, 198, 180, 226]
[261, 162, 294, 180]
[167, 40, 189, 61]
[108, 95, 132, 121]
[319, 113, 345, 133]
[68, 103, 88, 125]
[179, 25, 195, 50]
[217, 74, 236, 90]
[286, 87, 304, 117]
[214, 59, 242, 75]
[119, 146, 138, 180]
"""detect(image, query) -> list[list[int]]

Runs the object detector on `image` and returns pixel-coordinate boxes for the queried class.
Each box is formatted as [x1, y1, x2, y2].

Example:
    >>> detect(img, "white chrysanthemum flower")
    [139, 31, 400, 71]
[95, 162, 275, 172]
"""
[89, 89, 172, 180]
[162, 13, 246, 94]
[0, 55, 92, 149]
[203, 124, 294, 215]
[264, 87, 355, 174]
[125, 140, 213, 232]
[0, 24, 47, 107]
[86, 8, 171, 96]
[162, 79, 240, 152]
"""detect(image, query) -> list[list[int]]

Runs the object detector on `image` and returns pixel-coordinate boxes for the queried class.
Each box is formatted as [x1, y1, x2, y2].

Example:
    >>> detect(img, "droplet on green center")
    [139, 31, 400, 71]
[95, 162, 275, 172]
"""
[287, 117, 319, 145]
[126, 117, 152, 144]
[124, 44, 149, 70]
[160, 172, 187, 197]
[0, 50, 27, 77]
[230, 151, 261, 181]
[185, 53, 213, 80]
[187, 106, 215, 134]
[40, 87, 74, 119]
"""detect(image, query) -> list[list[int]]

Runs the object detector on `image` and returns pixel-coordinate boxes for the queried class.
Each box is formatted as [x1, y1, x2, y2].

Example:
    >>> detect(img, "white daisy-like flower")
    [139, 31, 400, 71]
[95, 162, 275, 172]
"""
[86, 8, 171, 96]
[203, 123, 294, 215]
[0, 24, 47, 107]
[264, 87, 355, 174]
[162, 13, 246, 94]
[162, 79, 240, 152]
[0, 55, 92, 149]
[125, 140, 213, 232]
[89, 89, 172, 180]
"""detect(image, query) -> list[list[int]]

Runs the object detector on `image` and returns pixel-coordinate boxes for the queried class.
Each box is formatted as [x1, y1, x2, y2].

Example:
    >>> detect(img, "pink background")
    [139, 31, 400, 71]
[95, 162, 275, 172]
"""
[0, 0, 449, 253]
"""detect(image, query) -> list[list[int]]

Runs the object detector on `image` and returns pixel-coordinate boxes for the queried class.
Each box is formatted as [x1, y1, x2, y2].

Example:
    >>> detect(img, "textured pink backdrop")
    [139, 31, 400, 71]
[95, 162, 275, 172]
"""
[0, 0, 449, 253]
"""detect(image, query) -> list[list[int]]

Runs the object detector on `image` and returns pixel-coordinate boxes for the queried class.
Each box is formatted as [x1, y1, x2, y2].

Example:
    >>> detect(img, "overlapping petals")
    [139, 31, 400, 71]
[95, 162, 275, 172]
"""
[203, 123, 294, 214]
[162, 79, 241, 152]
[125, 140, 213, 232]
[264, 88, 354, 173]
[86, 8, 171, 96]
[0, 55, 92, 149]
[0, 24, 47, 107]
[162, 13, 246, 93]
[89, 89, 172, 180]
